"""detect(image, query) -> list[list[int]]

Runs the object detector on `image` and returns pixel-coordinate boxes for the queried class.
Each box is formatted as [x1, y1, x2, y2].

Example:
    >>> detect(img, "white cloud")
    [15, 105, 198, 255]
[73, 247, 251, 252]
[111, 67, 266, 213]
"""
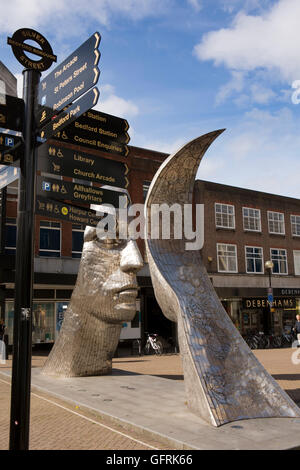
[187, 0, 202, 12]
[94, 84, 139, 118]
[0, 0, 168, 34]
[196, 106, 300, 198]
[249, 83, 276, 104]
[215, 71, 245, 105]
[194, 0, 300, 81]
[220, 0, 271, 14]
[215, 71, 276, 106]
[132, 136, 186, 154]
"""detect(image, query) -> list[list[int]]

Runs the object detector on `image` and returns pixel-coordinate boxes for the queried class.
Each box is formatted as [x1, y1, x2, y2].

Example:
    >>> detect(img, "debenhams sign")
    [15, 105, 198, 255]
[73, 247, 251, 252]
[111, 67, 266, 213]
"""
[242, 297, 296, 309]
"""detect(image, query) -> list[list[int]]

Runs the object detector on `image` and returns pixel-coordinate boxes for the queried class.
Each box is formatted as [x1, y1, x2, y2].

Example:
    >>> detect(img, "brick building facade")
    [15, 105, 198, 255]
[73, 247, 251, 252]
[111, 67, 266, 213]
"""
[194, 180, 300, 336]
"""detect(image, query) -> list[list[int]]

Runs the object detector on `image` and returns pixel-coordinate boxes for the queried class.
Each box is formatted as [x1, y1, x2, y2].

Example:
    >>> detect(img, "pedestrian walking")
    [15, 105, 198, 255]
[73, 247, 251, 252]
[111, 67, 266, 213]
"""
[293, 314, 300, 347]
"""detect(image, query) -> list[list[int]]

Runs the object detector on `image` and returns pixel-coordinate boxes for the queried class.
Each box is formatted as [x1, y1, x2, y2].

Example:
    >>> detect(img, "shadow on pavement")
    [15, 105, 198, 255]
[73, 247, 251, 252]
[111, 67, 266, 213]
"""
[272, 374, 300, 381]
[113, 360, 148, 364]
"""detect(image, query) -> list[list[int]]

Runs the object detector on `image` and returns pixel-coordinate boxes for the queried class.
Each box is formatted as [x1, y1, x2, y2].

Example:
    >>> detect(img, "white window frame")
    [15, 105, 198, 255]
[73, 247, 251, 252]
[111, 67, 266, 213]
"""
[245, 246, 264, 274]
[215, 203, 235, 229]
[270, 248, 288, 275]
[72, 224, 84, 258]
[242, 207, 261, 232]
[293, 250, 300, 276]
[217, 243, 238, 273]
[39, 220, 61, 257]
[267, 211, 285, 235]
[291, 215, 300, 237]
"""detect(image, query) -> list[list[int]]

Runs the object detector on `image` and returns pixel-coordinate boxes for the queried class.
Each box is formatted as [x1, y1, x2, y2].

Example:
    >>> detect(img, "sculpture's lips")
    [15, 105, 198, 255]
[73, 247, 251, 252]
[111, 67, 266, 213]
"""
[114, 288, 138, 312]
[117, 288, 138, 299]
[115, 286, 138, 295]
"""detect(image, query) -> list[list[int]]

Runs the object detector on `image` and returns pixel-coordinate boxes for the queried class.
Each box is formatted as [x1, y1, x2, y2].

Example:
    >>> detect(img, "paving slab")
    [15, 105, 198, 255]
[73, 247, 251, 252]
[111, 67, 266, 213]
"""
[1, 366, 300, 450]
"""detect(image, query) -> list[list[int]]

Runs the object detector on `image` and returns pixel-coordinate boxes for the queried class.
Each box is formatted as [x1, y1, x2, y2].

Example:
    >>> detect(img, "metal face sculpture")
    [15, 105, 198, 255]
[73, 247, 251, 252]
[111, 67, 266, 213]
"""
[145, 130, 300, 426]
[42, 226, 143, 377]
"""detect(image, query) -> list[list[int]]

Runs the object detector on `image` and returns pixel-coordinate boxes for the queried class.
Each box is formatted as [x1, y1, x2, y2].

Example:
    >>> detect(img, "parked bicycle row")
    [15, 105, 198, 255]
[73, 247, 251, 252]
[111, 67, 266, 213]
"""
[243, 329, 295, 349]
[133, 329, 297, 354]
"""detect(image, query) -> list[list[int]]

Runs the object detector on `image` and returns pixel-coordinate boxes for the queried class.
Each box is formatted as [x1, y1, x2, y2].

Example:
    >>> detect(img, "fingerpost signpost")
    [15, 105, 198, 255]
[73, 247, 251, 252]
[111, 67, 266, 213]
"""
[6, 28, 101, 450]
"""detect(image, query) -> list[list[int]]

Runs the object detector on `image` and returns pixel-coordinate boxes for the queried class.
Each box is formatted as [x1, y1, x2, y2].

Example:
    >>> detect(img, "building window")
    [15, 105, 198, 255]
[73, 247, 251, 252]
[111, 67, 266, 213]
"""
[270, 248, 288, 274]
[217, 243, 238, 273]
[143, 181, 151, 202]
[268, 211, 285, 235]
[294, 251, 300, 275]
[5, 217, 17, 254]
[215, 203, 235, 229]
[6, 301, 56, 345]
[39, 221, 61, 257]
[245, 246, 263, 274]
[243, 207, 261, 232]
[72, 224, 84, 258]
[291, 215, 300, 236]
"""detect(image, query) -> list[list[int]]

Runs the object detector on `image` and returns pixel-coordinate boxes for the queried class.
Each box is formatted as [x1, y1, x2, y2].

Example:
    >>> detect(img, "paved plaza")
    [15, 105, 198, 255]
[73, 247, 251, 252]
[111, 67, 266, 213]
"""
[0, 348, 300, 450]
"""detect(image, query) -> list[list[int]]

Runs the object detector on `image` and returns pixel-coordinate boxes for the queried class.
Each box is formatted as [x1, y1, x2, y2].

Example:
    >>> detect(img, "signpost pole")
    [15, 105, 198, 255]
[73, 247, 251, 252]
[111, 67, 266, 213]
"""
[9, 69, 40, 450]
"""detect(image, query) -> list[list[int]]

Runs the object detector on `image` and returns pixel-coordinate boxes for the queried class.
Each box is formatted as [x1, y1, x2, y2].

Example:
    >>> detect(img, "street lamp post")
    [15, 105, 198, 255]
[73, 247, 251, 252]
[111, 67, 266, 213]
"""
[265, 260, 274, 335]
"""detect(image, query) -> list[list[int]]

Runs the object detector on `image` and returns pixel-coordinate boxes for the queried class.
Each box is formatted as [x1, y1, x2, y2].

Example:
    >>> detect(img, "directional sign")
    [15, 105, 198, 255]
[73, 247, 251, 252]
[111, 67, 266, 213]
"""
[36, 32, 101, 127]
[52, 114, 130, 147]
[37, 143, 129, 189]
[79, 109, 129, 133]
[53, 127, 129, 157]
[0, 148, 22, 166]
[0, 132, 23, 151]
[35, 196, 104, 228]
[0, 95, 24, 132]
[268, 287, 274, 307]
[39, 87, 99, 142]
[0, 133, 23, 165]
[0, 165, 19, 189]
[36, 175, 128, 208]
[67, 109, 129, 141]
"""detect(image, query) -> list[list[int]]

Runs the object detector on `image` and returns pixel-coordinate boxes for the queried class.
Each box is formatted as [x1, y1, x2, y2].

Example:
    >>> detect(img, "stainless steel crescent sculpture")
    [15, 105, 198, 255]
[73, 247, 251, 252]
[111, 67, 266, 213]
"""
[144, 130, 300, 427]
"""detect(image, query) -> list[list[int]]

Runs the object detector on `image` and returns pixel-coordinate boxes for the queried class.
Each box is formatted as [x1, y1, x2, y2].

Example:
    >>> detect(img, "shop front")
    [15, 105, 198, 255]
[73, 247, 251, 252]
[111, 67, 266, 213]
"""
[219, 288, 300, 336]
[5, 299, 70, 346]
[4, 294, 142, 347]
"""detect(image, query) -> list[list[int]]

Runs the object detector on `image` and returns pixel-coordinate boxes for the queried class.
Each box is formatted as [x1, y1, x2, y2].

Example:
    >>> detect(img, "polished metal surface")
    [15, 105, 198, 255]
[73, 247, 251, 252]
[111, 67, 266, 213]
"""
[42, 226, 143, 377]
[145, 131, 300, 426]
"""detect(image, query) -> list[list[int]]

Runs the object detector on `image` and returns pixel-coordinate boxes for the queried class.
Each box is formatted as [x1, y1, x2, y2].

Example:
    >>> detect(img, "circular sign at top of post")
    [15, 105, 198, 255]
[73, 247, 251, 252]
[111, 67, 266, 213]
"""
[7, 28, 57, 71]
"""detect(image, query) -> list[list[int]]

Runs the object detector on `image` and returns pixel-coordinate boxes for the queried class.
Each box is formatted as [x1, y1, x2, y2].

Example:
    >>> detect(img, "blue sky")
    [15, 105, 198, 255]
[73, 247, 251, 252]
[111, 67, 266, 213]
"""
[1, 0, 300, 198]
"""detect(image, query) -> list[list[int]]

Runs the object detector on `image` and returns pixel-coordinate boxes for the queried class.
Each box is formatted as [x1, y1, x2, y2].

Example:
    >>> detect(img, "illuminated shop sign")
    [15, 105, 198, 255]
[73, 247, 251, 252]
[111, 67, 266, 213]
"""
[242, 297, 296, 309]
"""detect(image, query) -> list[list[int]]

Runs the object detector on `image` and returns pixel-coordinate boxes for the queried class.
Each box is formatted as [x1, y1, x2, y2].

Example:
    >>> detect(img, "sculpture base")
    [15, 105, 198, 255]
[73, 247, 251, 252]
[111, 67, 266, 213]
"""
[2, 368, 300, 450]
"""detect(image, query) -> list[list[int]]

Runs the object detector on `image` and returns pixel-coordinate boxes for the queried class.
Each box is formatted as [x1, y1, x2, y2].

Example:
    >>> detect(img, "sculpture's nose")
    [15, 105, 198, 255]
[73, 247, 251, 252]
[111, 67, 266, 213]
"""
[120, 239, 144, 274]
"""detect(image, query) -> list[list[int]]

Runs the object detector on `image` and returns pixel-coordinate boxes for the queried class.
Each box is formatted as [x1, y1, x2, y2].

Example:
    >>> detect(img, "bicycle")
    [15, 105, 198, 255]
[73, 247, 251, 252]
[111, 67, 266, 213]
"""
[144, 333, 163, 355]
[264, 333, 282, 348]
[280, 331, 294, 348]
[244, 330, 266, 349]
